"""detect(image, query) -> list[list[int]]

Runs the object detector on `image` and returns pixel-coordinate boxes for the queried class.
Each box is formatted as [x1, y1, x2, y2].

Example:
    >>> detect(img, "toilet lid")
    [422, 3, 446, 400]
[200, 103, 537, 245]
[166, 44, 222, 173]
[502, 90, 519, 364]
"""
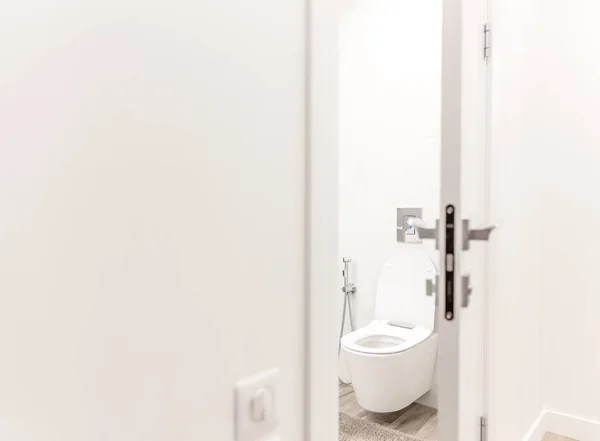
[374, 250, 436, 330]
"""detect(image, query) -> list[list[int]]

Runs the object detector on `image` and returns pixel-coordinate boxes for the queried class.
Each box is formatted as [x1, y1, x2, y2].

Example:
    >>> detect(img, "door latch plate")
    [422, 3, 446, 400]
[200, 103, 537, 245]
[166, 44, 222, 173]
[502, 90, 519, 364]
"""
[444, 205, 455, 321]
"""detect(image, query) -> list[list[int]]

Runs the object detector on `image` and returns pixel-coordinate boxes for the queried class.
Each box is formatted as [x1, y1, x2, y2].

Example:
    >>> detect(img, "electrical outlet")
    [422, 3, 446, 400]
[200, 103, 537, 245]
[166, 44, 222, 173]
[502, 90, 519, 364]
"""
[235, 368, 280, 441]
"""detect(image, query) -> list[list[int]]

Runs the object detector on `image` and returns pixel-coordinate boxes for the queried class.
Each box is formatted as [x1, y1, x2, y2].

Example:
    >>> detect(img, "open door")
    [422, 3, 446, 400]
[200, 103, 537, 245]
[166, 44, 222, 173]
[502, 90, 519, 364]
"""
[412, 0, 492, 440]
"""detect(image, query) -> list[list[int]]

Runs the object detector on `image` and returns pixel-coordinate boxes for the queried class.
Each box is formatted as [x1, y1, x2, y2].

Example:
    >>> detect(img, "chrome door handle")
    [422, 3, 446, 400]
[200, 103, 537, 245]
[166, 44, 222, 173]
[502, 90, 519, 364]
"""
[462, 274, 473, 307]
[407, 218, 440, 249]
[426, 276, 438, 303]
[462, 220, 499, 250]
[426, 277, 436, 296]
[409, 218, 498, 307]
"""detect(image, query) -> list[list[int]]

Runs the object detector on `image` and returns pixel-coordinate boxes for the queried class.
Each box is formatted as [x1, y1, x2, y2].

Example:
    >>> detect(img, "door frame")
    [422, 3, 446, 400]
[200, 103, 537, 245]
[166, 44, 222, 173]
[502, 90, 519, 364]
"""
[305, 0, 339, 440]
[305, 0, 489, 439]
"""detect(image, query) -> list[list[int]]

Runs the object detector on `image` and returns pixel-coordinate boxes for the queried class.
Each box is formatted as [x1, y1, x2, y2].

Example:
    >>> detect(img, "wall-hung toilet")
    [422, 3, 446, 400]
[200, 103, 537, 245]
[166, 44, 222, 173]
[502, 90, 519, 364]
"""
[341, 253, 438, 413]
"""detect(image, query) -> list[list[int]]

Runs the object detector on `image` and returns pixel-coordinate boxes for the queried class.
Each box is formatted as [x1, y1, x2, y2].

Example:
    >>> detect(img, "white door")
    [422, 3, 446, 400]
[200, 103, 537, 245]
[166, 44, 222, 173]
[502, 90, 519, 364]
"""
[0, 2, 308, 441]
[432, 0, 491, 440]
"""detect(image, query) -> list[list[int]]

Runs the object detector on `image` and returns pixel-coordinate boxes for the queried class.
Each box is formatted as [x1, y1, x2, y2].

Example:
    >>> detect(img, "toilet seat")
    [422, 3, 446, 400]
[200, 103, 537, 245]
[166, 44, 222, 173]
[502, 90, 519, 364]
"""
[341, 321, 432, 355]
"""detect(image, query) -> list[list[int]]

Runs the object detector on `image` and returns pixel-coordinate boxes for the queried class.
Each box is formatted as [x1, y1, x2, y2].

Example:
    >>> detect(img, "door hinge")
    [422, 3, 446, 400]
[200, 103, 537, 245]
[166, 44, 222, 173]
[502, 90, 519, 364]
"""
[484, 23, 491, 59]
[480, 416, 487, 441]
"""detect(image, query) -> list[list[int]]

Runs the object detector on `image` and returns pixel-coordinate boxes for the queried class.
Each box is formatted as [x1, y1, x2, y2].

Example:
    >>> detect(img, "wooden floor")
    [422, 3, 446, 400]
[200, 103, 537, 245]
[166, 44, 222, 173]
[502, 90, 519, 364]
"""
[339, 384, 579, 441]
[339, 383, 438, 440]
[541, 433, 578, 441]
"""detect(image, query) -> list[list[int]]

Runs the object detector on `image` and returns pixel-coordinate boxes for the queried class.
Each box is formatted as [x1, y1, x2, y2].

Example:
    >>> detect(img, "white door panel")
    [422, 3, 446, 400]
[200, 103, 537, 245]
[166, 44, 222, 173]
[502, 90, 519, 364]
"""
[459, 0, 490, 440]
[438, 0, 489, 440]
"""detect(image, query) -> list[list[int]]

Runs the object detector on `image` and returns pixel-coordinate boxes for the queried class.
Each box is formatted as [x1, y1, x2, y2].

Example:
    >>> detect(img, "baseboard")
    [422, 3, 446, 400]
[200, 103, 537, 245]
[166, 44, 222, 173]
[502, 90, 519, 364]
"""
[522, 411, 546, 441]
[523, 410, 600, 441]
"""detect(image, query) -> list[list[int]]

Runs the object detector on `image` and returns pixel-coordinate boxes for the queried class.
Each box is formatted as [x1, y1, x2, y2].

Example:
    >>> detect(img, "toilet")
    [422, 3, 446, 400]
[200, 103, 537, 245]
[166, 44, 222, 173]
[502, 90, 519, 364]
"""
[341, 253, 438, 413]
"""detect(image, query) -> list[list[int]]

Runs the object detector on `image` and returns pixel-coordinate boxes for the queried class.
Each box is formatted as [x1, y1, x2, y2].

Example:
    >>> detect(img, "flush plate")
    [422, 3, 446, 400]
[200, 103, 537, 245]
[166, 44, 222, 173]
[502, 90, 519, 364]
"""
[397, 207, 423, 243]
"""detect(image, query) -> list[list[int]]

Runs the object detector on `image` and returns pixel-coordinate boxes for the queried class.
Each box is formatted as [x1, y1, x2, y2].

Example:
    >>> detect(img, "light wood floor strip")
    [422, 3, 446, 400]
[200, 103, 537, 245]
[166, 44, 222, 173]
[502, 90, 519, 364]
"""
[387, 403, 437, 435]
[339, 386, 581, 441]
[339, 383, 437, 439]
[541, 433, 579, 441]
[414, 418, 438, 441]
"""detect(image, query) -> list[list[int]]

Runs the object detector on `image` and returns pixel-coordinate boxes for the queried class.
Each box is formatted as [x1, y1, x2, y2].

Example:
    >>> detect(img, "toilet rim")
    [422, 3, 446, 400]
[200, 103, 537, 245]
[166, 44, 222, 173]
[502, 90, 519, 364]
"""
[341, 322, 434, 355]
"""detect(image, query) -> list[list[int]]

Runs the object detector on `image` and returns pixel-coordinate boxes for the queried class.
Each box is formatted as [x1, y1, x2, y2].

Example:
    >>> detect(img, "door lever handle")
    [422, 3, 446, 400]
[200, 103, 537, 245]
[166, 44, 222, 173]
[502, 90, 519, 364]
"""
[462, 274, 473, 307]
[425, 276, 438, 304]
[407, 218, 440, 249]
[426, 278, 436, 296]
[463, 220, 499, 250]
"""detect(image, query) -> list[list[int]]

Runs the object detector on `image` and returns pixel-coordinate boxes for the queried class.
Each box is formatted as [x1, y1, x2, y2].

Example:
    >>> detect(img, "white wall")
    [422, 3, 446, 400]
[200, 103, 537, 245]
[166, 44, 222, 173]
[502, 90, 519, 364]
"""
[487, 1, 545, 439]
[0, 2, 307, 441]
[338, 0, 441, 406]
[537, 0, 600, 426]
[487, 1, 555, 440]
[489, 0, 600, 439]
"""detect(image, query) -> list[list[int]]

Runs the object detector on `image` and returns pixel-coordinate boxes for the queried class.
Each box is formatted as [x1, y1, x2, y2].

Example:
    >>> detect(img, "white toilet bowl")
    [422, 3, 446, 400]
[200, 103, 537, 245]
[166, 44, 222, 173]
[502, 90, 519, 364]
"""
[341, 321, 437, 413]
[341, 253, 438, 413]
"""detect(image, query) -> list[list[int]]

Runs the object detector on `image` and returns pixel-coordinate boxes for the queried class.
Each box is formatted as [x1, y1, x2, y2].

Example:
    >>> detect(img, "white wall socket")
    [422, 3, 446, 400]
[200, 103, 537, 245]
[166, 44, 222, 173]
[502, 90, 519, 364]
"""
[235, 368, 280, 441]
